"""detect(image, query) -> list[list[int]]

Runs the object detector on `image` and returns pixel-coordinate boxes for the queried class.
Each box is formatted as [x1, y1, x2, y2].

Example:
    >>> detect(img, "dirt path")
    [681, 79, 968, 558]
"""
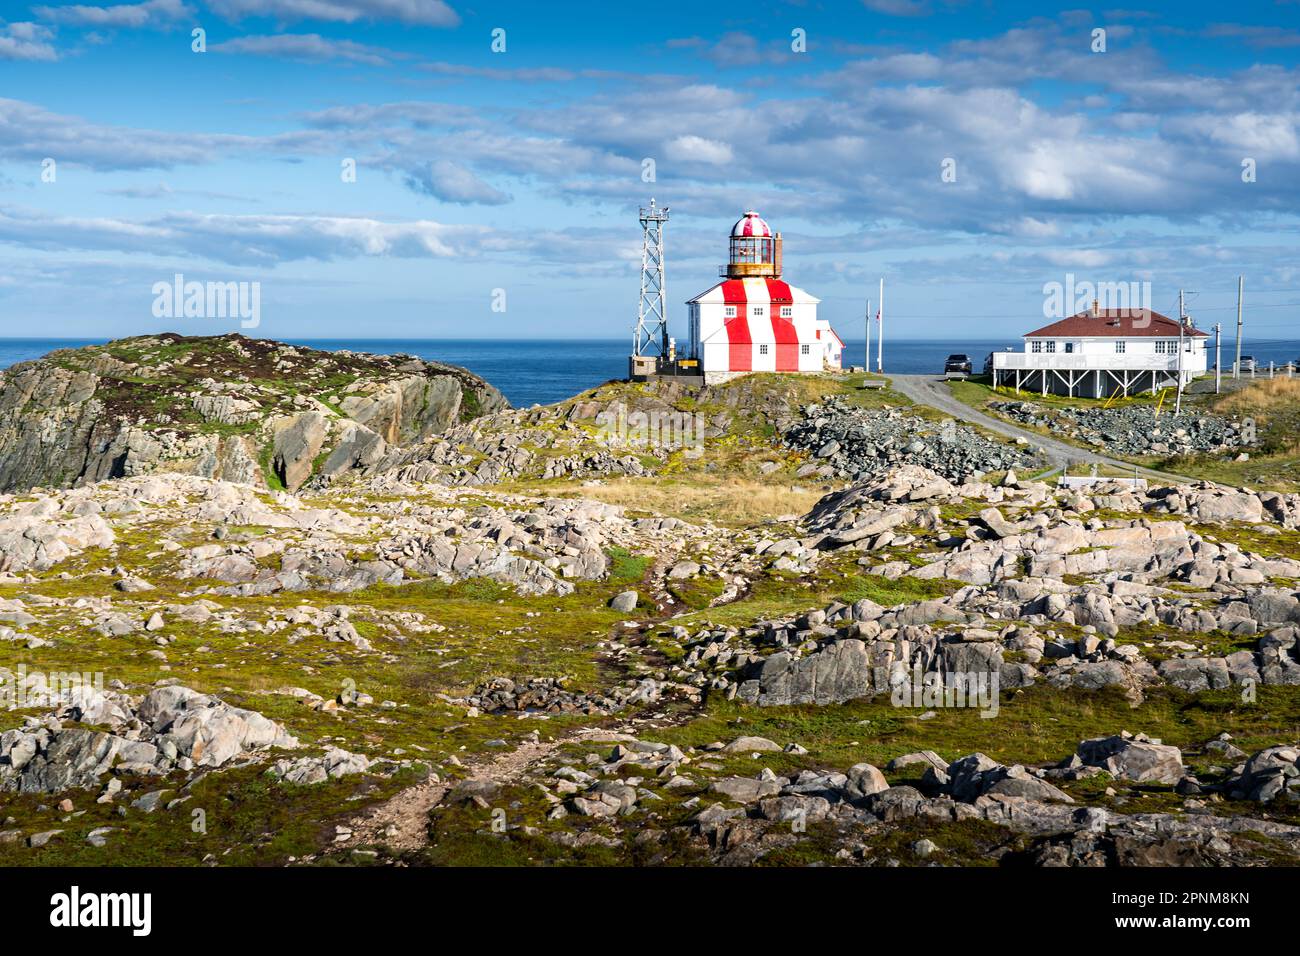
[887, 373, 1201, 484]
[336, 724, 647, 856]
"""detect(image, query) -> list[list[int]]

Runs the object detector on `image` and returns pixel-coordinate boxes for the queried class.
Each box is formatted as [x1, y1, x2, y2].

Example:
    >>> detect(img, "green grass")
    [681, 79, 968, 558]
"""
[0, 763, 427, 867]
[949, 375, 1161, 411]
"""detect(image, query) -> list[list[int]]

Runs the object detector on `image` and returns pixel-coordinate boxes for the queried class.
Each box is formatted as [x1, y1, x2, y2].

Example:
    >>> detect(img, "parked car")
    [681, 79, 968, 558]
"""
[944, 353, 973, 376]
[1239, 355, 1257, 373]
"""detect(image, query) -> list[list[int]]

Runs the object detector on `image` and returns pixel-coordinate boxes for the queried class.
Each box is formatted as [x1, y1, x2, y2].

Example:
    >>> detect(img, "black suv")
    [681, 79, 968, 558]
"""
[944, 354, 973, 375]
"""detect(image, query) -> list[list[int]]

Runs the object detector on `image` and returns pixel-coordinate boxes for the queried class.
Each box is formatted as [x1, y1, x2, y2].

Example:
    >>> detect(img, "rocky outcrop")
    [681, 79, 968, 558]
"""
[0, 334, 506, 494]
[0, 683, 298, 793]
[1229, 745, 1300, 803]
[271, 411, 329, 493]
[522, 730, 1300, 867]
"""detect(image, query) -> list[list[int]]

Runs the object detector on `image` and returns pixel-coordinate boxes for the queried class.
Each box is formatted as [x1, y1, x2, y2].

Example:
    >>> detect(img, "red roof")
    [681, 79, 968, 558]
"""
[1024, 309, 1208, 338]
[718, 278, 792, 304]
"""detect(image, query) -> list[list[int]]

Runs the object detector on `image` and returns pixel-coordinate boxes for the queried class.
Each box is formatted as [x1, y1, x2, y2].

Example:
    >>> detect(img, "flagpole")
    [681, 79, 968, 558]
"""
[864, 298, 871, 373]
[877, 278, 885, 373]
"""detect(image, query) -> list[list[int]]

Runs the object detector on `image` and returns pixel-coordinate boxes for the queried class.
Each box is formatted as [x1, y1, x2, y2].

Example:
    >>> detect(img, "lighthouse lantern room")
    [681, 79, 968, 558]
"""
[687, 211, 843, 384]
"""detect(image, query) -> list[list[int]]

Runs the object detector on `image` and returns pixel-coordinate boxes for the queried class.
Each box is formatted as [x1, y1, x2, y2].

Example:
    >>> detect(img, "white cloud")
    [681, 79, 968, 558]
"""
[207, 0, 460, 27]
[861, 0, 931, 16]
[665, 135, 734, 165]
[0, 97, 314, 171]
[34, 0, 191, 28]
[0, 22, 57, 60]
[211, 34, 397, 66]
[1012, 144, 1078, 201]
[0, 207, 497, 266]
[1197, 111, 1300, 160]
[404, 160, 511, 205]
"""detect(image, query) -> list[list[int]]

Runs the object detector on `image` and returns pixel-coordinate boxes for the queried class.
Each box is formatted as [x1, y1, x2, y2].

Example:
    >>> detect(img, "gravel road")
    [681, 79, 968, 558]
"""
[887, 373, 1199, 484]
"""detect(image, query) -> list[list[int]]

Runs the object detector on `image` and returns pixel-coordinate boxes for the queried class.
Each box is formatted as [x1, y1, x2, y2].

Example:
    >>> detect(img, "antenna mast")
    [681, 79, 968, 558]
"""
[633, 199, 670, 361]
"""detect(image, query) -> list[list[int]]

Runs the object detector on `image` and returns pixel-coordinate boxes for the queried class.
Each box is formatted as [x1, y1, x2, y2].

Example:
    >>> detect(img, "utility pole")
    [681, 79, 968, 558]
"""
[1175, 289, 1185, 416]
[1214, 323, 1222, 394]
[877, 277, 884, 373]
[864, 298, 871, 374]
[1234, 275, 1243, 379]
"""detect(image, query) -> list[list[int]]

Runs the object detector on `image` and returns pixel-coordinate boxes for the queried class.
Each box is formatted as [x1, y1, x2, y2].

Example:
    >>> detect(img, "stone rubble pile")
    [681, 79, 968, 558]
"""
[452, 675, 668, 717]
[783, 398, 1040, 483]
[990, 401, 1247, 457]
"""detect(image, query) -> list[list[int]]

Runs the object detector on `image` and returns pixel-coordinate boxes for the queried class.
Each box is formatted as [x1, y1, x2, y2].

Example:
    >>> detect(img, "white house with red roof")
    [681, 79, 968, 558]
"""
[991, 303, 1208, 398]
[686, 211, 843, 384]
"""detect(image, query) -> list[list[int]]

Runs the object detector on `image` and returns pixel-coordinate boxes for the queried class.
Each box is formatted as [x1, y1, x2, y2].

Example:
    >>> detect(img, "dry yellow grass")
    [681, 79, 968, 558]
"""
[1213, 377, 1300, 423]
[517, 475, 825, 527]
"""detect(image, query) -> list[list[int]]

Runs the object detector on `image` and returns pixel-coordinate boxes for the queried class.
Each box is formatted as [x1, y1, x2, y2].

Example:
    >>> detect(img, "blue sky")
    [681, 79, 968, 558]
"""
[0, 0, 1298, 342]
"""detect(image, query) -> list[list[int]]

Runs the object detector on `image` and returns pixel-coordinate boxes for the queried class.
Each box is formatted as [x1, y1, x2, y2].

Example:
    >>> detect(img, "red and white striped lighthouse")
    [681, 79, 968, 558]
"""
[686, 211, 843, 383]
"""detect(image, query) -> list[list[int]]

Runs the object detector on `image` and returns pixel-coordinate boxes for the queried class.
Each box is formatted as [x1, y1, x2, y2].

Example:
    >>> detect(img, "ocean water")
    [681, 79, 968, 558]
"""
[3, 337, 1299, 409]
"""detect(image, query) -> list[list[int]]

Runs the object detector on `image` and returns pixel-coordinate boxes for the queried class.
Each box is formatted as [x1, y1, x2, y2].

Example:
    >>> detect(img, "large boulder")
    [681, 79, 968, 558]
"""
[1226, 745, 1300, 803]
[755, 639, 876, 706]
[137, 685, 298, 767]
[271, 412, 328, 492]
[1076, 733, 1184, 784]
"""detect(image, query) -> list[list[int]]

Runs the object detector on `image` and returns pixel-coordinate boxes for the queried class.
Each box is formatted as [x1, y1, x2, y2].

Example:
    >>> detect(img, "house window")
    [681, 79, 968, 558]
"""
[752, 306, 765, 317]
[724, 305, 736, 318]
[780, 306, 793, 318]
[1155, 340, 1173, 354]
[759, 344, 769, 356]
[1115, 340, 1126, 353]
[800, 344, 810, 355]
[1064, 342, 1075, 353]
[1031, 341, 1043, 354]
[1045, 341, 1057, 353]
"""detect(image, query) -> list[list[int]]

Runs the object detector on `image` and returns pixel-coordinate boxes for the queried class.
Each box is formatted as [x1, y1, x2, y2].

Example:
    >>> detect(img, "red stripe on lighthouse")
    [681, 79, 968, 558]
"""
[726, 315, 752, 371]
[720, 279, 748, 304]
[765, 278, 792, 303]
[721, 279, 751, 371]
[773, 315, 799, 371]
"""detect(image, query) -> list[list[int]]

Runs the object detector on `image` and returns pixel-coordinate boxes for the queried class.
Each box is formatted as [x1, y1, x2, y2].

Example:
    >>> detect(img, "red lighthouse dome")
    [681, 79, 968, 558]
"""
[725, 210, 781, 278]
[731, 210, 772, 238]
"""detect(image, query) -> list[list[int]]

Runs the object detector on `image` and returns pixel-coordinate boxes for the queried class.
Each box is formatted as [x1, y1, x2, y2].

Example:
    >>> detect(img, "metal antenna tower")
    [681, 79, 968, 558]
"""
[633, 198, 669, 359]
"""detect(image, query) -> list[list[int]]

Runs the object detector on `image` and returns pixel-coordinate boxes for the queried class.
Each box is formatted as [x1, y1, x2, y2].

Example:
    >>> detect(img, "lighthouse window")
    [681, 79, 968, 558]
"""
[724, 306, 736, 318]
[1115, 340, 1126, 353]
[759, 344, 769, 356]
[781, 306, 793, 318]
[752, 306, 765, 317]
[801, 344, 810, 355]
